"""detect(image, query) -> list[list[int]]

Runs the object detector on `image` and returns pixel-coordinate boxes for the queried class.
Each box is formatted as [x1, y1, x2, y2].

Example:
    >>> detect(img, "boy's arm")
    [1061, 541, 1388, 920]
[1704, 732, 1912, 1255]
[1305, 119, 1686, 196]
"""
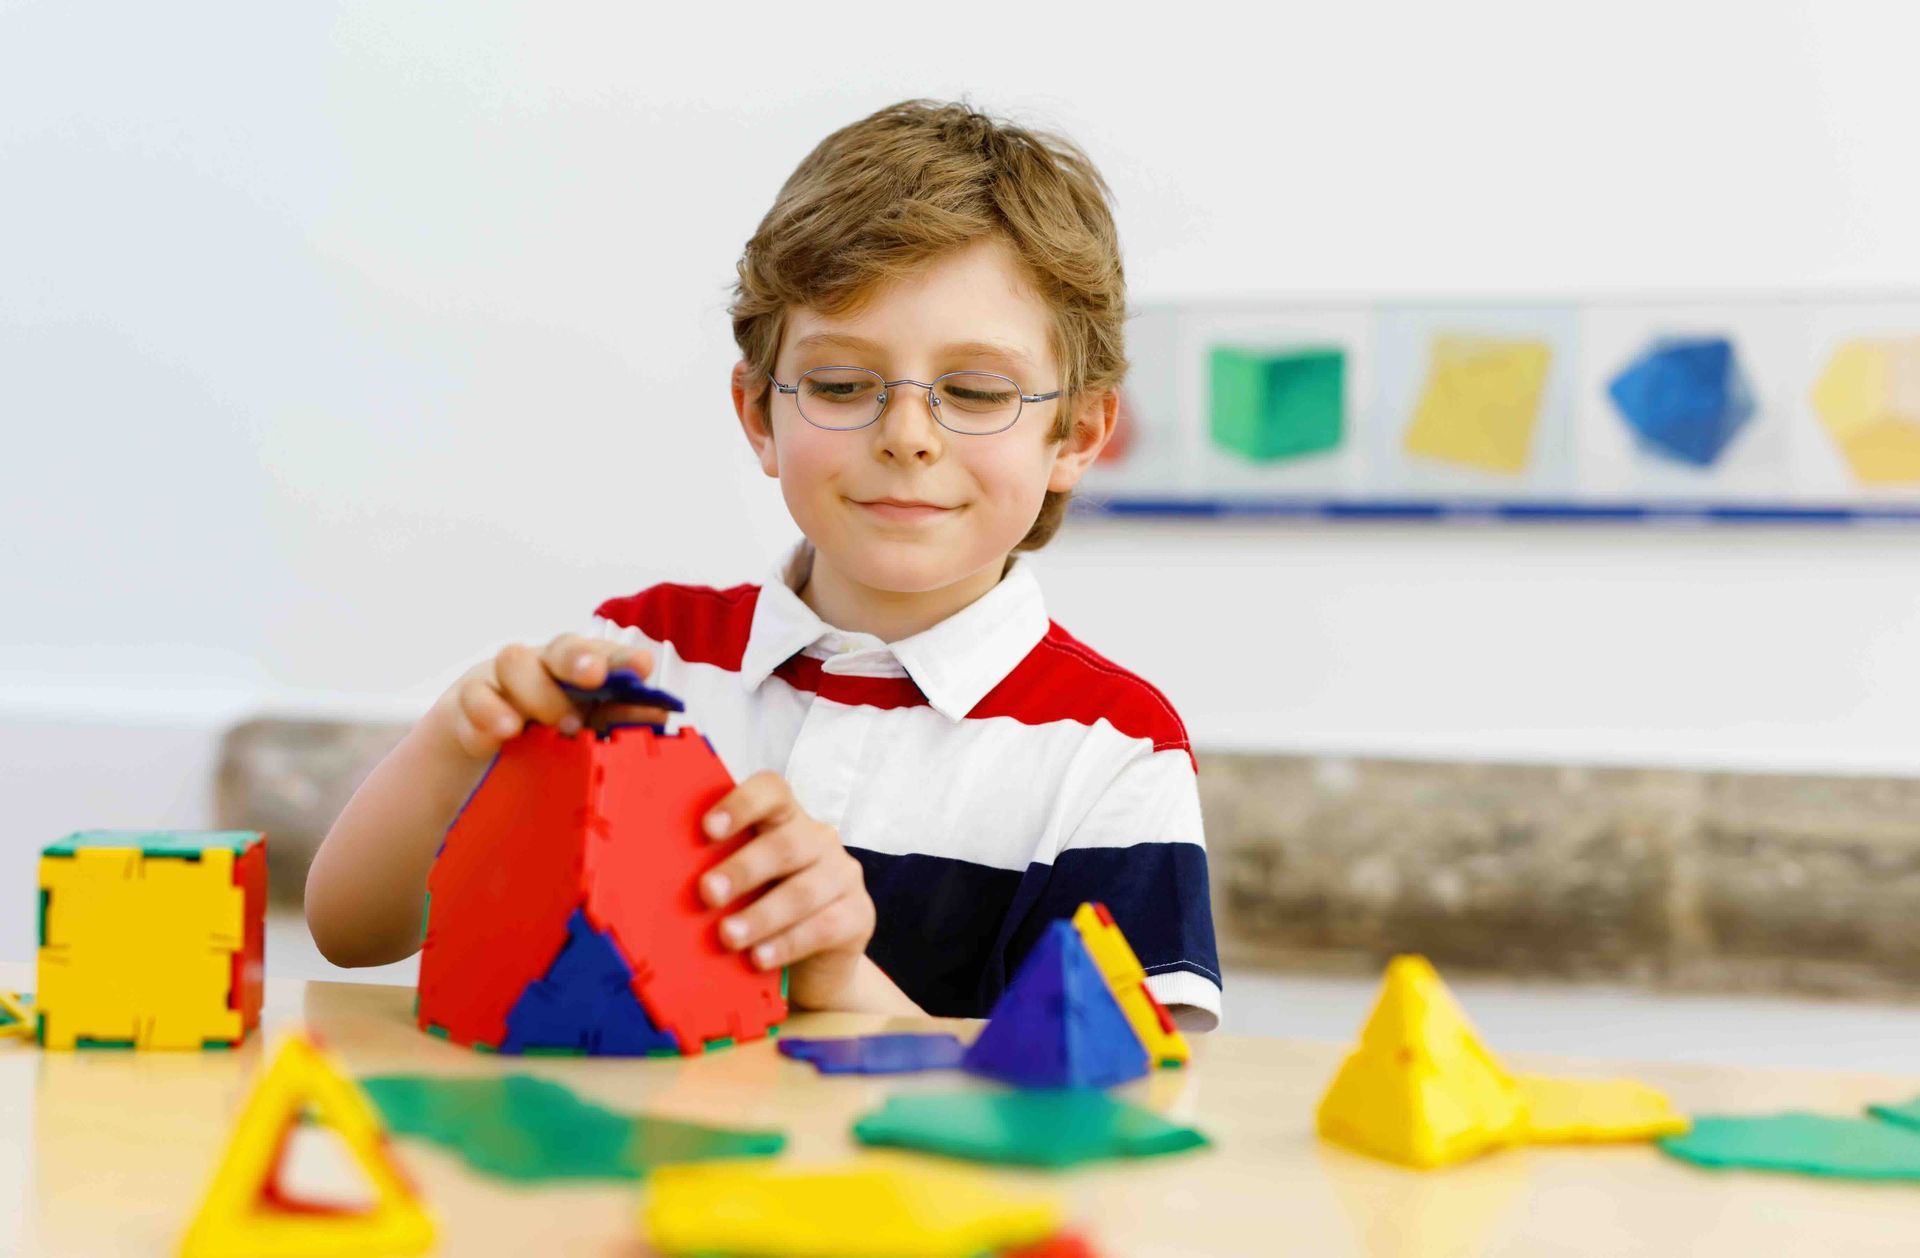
[305, 637, 656, 967]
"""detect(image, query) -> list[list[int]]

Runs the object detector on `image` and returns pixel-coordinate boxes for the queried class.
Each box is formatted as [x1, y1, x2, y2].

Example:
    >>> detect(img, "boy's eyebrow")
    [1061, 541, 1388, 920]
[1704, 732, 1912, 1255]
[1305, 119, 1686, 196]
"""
[791, 332, 1035, 371]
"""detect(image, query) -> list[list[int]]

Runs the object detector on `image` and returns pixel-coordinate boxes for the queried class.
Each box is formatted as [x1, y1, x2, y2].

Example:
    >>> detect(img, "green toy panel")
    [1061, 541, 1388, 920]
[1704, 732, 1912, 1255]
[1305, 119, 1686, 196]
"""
[360, 1073, 785, 1181]
[1866, 1095, 1920, 1133]
[853, 1089, 1209, 1169]
[1657, 1113, 1920, 1181]
[43, 830, 262, 859]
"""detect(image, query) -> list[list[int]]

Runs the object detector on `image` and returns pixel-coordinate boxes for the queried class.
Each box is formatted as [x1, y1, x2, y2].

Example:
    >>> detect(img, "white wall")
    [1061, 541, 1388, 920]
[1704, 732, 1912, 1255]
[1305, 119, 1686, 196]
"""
[4, 0, 1919, 819]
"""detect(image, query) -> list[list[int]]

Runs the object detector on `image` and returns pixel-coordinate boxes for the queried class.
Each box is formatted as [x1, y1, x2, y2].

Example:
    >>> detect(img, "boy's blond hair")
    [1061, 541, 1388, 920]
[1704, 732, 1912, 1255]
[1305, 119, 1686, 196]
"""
[730, 99, 1127, 551]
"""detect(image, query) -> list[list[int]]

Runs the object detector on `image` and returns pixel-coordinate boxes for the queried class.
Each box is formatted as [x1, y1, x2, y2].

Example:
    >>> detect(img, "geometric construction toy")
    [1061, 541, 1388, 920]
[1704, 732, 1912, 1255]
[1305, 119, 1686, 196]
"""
[777, 1032, 967, 1076]
[640, 1161, 1064, 1258]
[0, 990, 33, 1039]
[1402, 333, 1554, 475]
[179, 1033, 434, 1258]
[1208, 345, 1345, 462]
[360, 1073, 785, 1182]
[1517, 1074, 1689, 1144]
[1869, 1094, 1920, 1133]
[853, 1089, 1210, 1169]
[1810, 336, 1920, 484]
[1606, 335, 1755, 468]
[1315, 955, 1532, 1169]
[1657, 1113, 1920, 1182]
[1070, 902, 1190, 1068]
[961, 919, 1148, 1090]
[1317, 955, 1690, 1170]
[36, 830, 265, 1050]
[417, 682, 785, 1056]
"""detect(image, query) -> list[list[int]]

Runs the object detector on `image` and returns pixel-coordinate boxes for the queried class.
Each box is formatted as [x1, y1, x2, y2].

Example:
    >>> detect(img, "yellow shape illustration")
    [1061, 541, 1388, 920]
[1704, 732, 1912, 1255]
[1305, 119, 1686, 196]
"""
[642, 1161, 1062, 1258]
[180, 1033, 435, 1258]
[1315, 955, 1528, 1169]
[1071, 901, 1190, 1067]
[38, 847, 245, 1049]
[1811, 337, 1920, 484]
[1403, 334, 1553, 475]
[1518, 1074, 1690, 1144]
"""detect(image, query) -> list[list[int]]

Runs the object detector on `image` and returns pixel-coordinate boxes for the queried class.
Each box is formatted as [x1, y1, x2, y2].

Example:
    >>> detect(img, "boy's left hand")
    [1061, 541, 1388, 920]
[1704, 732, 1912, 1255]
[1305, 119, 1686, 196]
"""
[697, 771, 876, 1011]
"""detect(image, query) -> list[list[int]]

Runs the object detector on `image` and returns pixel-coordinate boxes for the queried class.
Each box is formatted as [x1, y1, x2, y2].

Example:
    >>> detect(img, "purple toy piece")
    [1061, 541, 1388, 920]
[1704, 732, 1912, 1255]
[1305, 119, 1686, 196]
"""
[560, 668, 686, 714]
[777, 1032, 968, 1075]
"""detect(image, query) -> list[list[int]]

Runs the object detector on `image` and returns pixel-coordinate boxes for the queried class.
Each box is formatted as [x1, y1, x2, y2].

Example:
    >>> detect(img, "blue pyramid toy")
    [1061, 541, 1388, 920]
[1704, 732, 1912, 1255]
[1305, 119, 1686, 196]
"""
[962, 920, 1150, 1089]
[499, 909, 679, 1055]
[1607, 336, 1755, 468]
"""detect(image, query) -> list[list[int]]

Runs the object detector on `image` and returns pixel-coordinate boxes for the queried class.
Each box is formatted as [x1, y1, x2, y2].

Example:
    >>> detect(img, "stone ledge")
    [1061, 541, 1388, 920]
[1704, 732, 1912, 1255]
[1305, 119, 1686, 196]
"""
[1201, 753, 1920, 1000]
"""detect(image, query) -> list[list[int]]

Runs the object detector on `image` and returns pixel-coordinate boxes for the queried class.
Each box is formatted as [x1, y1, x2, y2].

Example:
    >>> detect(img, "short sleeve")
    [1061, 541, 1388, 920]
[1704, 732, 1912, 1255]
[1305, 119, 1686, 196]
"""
[1024, 744, 1223, 1030]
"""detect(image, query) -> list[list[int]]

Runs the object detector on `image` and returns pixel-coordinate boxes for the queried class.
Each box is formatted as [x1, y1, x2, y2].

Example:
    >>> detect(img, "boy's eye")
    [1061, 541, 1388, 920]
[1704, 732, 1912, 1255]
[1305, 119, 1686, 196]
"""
[802, 369, 881, 403]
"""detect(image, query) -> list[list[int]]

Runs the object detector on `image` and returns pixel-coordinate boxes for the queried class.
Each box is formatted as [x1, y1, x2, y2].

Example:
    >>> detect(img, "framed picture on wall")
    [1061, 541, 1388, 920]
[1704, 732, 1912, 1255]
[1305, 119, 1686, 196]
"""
[1076, 295, 1920, 523]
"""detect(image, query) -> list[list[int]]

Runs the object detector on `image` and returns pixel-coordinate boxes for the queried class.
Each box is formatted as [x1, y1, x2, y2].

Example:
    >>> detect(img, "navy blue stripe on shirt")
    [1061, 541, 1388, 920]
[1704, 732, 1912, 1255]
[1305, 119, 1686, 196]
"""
[850, 841, 1219, 1019]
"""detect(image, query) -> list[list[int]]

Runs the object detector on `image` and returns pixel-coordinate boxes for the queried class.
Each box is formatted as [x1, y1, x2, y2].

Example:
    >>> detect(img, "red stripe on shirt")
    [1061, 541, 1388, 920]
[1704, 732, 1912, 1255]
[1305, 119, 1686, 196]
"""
[595, 583, 759, 671]
[972, 623, 1196, 770]
[774, 655, 928, 710]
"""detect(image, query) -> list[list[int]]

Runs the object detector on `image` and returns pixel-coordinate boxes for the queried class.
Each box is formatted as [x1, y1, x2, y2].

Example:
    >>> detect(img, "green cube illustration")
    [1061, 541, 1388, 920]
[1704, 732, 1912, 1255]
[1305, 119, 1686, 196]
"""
[1208, 346, 1345, 462]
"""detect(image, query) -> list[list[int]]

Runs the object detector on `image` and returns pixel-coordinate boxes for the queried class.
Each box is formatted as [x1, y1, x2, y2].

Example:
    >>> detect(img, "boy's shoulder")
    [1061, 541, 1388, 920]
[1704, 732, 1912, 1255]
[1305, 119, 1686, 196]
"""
[981, 618, 1193, 764]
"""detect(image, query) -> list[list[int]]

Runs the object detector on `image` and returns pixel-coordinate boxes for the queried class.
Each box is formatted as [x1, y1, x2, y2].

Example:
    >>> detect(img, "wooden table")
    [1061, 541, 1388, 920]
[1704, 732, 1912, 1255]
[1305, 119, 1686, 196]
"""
[5, 963, 1920, 1256]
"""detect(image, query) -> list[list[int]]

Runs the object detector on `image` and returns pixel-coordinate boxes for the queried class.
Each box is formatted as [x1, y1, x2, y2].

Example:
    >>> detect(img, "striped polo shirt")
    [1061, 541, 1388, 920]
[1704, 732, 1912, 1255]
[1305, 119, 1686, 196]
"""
[594, 541, 1221, 1029]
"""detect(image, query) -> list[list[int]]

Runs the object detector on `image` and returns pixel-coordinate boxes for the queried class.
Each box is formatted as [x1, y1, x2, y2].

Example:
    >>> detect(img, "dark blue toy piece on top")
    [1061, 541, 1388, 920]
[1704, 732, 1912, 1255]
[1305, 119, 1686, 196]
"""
[559, 668, 686, 714]
[778, 1032, 968, 1075]
[961, 919, 1149, 1089]
[1606, 336, 1755, 469]
[499, 909, 679, 1055]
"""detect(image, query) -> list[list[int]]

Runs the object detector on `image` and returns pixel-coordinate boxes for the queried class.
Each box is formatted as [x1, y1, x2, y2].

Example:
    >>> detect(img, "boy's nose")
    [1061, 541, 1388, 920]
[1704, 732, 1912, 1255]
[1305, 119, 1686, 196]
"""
[872, 385, 945, 463]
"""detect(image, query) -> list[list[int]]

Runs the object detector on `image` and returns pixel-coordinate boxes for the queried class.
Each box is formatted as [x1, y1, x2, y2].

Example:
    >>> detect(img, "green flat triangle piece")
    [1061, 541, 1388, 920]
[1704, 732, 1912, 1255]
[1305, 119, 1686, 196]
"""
[1658, 1113, 1920, 1181]
[852, 1088, 1208, 1168]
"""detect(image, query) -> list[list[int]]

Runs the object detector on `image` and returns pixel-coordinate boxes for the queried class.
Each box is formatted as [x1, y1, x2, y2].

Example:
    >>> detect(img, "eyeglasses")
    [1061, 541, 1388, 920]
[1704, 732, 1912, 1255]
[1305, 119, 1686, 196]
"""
[770, 366, 1061, 436]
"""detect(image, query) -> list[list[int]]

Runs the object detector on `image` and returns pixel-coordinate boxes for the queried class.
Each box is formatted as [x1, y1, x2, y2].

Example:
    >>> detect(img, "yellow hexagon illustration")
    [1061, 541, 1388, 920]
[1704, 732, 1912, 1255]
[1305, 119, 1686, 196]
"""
[1811, 337, 1920, 485]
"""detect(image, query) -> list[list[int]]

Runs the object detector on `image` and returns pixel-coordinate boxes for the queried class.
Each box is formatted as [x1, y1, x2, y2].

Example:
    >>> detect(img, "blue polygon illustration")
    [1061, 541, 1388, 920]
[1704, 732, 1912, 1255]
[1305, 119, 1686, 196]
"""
[500, 909, 679, 1055]
[1606, 336, 1755, 468]
[961, 920, 1149, 1089]
[778, 1032, 967, 1075]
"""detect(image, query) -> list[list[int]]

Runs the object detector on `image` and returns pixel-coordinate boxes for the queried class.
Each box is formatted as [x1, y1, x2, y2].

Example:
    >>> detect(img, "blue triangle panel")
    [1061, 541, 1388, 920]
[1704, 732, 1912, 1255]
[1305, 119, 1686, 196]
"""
[1607, 336, 1754, 468]
[962, 919, 1148, 1089]
[500, 908, 679, 1055]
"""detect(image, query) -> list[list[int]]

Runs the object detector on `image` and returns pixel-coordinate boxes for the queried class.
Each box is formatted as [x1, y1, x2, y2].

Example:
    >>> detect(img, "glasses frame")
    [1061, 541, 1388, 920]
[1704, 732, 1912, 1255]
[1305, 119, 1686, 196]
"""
[769, 365, 1062, 436]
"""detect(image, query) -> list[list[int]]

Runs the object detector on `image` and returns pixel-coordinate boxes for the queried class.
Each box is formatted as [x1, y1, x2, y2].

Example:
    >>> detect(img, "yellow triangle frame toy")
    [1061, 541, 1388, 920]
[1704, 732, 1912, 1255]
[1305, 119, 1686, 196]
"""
[1071, 902, 1190, 1067]
[0, 990, 32, 1039]
[180, 1032, 434, 1258]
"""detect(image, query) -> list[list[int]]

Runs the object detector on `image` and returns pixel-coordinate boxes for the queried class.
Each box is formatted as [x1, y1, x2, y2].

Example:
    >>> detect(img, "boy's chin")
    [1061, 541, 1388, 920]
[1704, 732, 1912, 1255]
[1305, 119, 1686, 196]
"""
[819, 536, 1000, 596]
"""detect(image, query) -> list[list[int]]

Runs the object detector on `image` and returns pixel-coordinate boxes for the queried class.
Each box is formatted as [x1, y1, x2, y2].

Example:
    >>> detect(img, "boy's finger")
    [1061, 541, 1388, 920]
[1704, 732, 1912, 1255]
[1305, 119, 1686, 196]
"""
[699, 820, 822, 908]
[541, 635, 656, 689]
[458, 677, 523, 744]
[703, 771, 799, 842]
[744, 892, 873, 971]
[716, 854, 859, 951]
[448, 705, 501, 758]
[495, 643, 576, 727]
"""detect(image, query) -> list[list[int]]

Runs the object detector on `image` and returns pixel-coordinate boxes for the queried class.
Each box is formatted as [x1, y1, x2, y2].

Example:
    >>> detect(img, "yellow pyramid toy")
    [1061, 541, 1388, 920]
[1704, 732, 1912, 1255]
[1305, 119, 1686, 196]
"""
[1071, 902, 1190, 1067]
[1315, 955, 1529, 1169]
[179, 1033, 434, 1258]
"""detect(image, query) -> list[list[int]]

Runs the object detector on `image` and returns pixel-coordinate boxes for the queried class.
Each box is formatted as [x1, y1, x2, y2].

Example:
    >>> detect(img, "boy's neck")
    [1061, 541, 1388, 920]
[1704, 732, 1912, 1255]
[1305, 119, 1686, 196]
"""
[796, 545, 1013, 644]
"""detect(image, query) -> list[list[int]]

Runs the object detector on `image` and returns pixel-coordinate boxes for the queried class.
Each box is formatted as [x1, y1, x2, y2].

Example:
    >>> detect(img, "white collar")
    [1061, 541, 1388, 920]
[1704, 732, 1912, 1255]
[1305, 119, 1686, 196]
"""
[737, 539, 1050, 721]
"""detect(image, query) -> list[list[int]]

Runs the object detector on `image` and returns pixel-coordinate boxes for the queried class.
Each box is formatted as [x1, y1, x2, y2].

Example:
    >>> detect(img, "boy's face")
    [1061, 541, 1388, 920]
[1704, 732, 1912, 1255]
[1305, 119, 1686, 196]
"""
[733, 237, 1113, 598]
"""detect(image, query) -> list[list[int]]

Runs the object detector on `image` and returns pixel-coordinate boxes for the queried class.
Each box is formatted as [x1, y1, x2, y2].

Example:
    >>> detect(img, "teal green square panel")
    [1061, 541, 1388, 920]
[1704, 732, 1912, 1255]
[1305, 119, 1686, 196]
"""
[1208, 346, 1345, 462]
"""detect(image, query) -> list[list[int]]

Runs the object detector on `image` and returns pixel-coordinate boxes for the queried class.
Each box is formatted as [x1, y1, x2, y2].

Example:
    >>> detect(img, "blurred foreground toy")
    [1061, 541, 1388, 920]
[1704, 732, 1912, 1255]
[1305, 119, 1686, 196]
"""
[180, 1033, 433, 1258]
[37, 831, 265, 1050]
[417, 676, 785, 1055]
[641, 1161, 1062, 1258]
[1071, 902, 1189, 1067]
[1316, 956, 1687, 1169]
[779, 1032, 967, 1075]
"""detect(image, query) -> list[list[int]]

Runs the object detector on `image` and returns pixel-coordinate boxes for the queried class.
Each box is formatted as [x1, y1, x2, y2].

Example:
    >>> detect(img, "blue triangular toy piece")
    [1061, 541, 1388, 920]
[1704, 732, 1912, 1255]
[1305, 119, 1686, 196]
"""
[500, 909, 679, 1055]
[962, 920, 1149, 1089]
[779, 1032, 967, 1075]
[1607, 336, 1755, 468]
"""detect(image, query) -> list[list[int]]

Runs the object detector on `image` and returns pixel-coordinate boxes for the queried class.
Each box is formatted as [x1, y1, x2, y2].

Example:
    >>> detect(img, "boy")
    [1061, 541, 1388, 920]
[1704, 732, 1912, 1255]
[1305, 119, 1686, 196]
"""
[306, 99, 1221, 1029]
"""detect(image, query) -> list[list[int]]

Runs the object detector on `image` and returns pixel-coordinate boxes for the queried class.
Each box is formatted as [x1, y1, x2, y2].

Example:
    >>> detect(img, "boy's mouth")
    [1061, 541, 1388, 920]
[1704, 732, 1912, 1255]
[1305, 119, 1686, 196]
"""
[849, 497, 958, 523]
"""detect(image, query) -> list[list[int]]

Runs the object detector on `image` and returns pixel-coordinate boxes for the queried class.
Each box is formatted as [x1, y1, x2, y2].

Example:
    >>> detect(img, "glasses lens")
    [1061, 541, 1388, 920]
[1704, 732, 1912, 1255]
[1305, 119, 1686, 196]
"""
[797, 367, 885, 429]
[934, 372, 1022, 433]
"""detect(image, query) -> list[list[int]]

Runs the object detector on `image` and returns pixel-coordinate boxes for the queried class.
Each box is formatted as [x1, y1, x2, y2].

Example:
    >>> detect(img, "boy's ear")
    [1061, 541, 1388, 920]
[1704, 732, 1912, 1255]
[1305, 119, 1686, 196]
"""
[732, 360, 780, 478]
[1046, 389, 1118, 494]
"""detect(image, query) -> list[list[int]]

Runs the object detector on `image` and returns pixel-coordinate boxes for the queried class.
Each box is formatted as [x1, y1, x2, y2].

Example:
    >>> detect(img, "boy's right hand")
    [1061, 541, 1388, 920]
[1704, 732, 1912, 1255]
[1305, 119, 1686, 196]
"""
[435, 634, 668, 760]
